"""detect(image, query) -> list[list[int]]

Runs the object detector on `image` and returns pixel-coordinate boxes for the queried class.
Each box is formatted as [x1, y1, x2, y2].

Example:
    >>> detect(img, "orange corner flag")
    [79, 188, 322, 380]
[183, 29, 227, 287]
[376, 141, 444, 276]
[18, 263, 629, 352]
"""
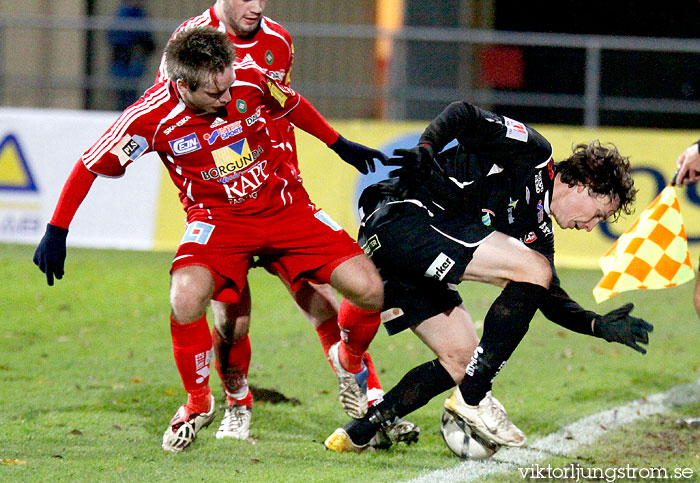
[593, 185, 694, 303]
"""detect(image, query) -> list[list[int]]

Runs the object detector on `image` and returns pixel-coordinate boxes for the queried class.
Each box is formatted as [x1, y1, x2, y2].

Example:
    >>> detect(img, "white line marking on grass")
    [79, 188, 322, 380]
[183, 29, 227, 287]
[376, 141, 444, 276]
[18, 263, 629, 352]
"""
[404, 378, 700, 483]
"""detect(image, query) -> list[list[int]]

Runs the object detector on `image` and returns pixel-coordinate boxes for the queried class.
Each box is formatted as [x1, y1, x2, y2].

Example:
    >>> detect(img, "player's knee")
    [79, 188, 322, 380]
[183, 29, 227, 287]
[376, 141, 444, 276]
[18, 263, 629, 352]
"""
[352, 274, 384, 312]
[693, 291, 700, 319]
[170, 288, 210, 323]
[170, 270, 214, 323]
[330, 255, 384, 312]
[342, 278, 383, 312]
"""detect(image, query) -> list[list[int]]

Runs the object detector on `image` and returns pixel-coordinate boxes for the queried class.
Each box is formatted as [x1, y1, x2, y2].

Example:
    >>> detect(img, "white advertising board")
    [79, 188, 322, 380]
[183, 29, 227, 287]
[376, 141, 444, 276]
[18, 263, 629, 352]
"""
[0, 107, 162, 249]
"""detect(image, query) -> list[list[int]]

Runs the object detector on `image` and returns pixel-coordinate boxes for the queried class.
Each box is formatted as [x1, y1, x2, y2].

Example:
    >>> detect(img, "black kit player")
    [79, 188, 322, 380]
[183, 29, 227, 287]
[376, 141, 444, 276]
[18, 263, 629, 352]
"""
[324, 101, 653, 452]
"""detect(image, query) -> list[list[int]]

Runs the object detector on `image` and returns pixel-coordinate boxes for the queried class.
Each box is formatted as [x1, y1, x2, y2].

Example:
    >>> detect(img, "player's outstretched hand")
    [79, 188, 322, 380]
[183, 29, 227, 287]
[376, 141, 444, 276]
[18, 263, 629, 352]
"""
[386, 144, 435, 178]
[675, 142, 700, 187]
[33, 223, 69, 286]
[329, 135, 388, 175]
[593, 303, 653, 354]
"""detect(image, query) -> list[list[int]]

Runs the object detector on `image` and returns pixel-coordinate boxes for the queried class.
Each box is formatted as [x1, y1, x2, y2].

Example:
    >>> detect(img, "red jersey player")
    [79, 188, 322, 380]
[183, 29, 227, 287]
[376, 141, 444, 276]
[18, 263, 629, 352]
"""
[155, 0, 419, 448]
[34, 27, 387, 453]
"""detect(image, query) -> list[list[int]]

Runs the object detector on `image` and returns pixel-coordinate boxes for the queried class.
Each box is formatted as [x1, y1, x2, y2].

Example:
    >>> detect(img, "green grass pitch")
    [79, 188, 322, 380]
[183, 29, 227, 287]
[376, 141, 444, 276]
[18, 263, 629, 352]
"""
[1, 243, 699, 482]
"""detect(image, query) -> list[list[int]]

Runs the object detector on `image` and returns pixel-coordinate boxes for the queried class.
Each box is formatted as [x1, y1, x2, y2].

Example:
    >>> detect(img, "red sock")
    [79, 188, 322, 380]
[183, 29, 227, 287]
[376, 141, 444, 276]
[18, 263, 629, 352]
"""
[226, 391, 253, 408]
[316, 316, 341, 360]
[187, 388, 212, 412]
[213, 329, 253, 408]
[337, 299, 381, 373]
[363, 352, 384, 406]
[170, 316, 212, 413]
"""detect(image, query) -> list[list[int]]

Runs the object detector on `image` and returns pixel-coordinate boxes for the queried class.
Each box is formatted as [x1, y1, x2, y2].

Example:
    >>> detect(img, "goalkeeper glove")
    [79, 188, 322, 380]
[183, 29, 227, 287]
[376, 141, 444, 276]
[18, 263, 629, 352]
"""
[33, 223, 69, 286]
[329, 134, 388, 175]
[593, 303, 653, 354]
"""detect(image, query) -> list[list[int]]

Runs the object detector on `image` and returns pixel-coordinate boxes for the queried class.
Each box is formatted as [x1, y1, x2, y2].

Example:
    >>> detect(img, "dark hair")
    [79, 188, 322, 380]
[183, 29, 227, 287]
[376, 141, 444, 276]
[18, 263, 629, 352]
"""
[164, 26, 236, 92]
[557, 140, 637, 220]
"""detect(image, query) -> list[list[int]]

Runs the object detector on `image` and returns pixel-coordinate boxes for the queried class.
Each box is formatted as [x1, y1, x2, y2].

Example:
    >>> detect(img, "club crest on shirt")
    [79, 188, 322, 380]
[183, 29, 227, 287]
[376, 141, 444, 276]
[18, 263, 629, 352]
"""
[481, 208, 495, 227]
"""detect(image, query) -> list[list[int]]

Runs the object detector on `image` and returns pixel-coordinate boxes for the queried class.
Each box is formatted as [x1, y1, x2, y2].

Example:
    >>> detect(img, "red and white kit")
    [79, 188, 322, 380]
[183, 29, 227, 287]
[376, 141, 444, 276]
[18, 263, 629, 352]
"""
[157, 11, 293, 87]
[83, 63, 361, 300]
[156, 10, 299, 167]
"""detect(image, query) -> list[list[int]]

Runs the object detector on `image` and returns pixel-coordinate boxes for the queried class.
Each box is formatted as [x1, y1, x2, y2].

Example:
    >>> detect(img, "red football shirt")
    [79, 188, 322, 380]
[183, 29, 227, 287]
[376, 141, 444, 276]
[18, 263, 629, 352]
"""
[156, 11, 299, 168]
[82, 63, 310, 219]
[156, 11, 293, 87]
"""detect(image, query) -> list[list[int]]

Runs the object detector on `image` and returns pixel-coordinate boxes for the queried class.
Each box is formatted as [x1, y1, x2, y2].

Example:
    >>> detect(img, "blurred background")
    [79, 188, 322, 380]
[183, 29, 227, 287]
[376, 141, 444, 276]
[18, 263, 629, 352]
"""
[3, 0, 700, 262]
[3, 0, 700, 127]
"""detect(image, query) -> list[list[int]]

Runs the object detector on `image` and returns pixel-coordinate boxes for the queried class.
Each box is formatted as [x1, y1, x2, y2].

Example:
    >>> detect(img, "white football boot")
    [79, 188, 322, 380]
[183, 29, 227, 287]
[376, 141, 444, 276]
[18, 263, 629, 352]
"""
[444, 388, 526, 447]
[162, 395, 216, 453]
[328, 342, 369, 418]
[216, 403, 252, 440]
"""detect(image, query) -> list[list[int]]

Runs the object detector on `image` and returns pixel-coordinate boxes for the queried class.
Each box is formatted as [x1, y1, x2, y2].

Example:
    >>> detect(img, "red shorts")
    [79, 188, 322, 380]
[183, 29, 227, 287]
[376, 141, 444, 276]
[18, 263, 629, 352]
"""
[170, 201, 363, 303]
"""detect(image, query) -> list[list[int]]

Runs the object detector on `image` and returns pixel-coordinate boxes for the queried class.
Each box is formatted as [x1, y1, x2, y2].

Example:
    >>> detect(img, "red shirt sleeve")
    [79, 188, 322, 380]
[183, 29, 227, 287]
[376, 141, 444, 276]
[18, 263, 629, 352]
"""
[285, 95, 339, 146]
[49, 161, 97, 229]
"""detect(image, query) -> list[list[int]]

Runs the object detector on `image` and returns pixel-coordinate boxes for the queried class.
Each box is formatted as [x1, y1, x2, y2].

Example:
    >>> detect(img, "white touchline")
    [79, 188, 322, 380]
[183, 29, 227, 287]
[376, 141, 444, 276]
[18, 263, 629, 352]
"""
[403, 378, 700, 483]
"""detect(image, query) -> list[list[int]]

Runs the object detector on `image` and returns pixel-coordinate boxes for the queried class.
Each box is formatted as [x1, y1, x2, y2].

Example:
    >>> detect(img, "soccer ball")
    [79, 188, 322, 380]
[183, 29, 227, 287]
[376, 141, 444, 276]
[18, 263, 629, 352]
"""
[440, 409, 501, 460]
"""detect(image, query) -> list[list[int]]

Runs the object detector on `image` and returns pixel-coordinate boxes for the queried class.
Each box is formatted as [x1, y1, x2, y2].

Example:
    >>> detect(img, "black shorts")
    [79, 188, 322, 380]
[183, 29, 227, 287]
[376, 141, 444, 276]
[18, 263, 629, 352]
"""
[359, 199, 494, 334]
[379, 270, 464, 335]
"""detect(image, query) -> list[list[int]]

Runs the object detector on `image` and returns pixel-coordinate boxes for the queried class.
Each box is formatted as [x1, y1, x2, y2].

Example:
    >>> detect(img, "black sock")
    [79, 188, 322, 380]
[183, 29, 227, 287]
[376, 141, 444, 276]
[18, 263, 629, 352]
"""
[345, 358, 454, 445]
[459, 281, 547, 405]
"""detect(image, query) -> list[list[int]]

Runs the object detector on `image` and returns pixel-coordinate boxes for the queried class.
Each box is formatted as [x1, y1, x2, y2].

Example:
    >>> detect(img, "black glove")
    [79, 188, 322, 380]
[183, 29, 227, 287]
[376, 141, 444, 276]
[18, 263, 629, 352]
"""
[329, 134, 388, 175]
[386, 144, 435, 178]
[593, 303, 653, 354]
[33, 223, 69, 286]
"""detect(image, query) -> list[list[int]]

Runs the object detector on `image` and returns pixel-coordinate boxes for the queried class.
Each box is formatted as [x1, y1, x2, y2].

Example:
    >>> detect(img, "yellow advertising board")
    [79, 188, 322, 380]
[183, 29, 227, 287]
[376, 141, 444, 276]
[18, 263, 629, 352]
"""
[153, 121, 700, 272]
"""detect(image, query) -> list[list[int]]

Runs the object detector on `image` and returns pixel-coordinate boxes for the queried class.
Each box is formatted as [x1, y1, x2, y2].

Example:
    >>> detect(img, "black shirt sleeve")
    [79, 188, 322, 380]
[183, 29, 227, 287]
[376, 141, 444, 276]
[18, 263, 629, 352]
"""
[418, 101, 552, 167]
[540, 261, 599, 336]
[418, 101, 482, 151]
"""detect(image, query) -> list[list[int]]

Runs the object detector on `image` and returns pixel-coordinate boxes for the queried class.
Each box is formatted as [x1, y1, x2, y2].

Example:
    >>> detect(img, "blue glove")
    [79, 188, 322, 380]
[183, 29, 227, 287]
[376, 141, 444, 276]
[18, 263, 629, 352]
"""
[33, 223, 69, 286]
[593, 303, 653, 354]
[329, 135, 388, 175]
